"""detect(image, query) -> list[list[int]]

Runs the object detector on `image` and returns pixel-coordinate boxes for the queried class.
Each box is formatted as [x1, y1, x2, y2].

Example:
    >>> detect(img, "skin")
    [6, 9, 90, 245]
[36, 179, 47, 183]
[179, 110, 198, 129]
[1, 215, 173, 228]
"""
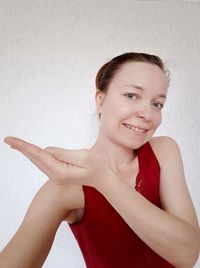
[1, 62, 200, 267]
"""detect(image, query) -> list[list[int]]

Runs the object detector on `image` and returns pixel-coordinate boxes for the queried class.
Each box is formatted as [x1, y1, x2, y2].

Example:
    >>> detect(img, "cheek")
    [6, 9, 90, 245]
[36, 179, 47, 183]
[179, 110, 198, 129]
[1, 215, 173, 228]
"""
[103, 97, 127, 118]
[154, 113, 162, 127]
[100, 102, 118, 128]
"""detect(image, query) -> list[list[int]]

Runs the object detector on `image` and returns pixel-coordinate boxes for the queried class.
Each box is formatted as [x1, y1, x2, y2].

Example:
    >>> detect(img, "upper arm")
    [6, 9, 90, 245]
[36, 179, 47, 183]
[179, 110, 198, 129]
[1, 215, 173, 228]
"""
[150, 136, 199, 231]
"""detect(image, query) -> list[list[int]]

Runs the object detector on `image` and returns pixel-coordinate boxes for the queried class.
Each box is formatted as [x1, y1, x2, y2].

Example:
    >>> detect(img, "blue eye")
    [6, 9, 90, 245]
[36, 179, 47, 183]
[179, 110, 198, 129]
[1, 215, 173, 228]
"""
[152, 102, 164, 110]
[124, 93, 138, 100]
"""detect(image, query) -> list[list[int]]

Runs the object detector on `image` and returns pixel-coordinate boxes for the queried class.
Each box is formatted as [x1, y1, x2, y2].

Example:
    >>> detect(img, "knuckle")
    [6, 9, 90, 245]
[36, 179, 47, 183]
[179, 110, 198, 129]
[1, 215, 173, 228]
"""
[29, 147, 43, 160]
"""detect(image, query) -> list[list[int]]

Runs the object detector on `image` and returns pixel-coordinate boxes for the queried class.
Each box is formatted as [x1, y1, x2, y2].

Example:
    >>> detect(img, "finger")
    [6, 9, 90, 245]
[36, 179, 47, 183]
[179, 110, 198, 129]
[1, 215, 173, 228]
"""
[4, 136, 27, 149]
[4, 136, 67, 178]
[4, 136, 42, 158]
[45, 147, 88, 167]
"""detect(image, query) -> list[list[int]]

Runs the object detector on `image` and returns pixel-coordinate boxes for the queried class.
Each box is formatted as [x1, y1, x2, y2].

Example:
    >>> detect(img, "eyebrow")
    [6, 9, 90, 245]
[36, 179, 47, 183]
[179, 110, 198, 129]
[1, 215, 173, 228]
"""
[124, 84, 167, 99]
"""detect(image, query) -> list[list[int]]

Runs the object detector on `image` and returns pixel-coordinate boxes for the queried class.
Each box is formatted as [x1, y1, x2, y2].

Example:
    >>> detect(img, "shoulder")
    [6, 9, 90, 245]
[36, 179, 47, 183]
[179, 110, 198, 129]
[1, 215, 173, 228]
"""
[55, 182, 85, 223]
[148, 136, 181, 164]
[59, 184, 85, 224]
[149, 135, 178, 148]
[44, 180, 84, 211]
[62, 184, 84, 211]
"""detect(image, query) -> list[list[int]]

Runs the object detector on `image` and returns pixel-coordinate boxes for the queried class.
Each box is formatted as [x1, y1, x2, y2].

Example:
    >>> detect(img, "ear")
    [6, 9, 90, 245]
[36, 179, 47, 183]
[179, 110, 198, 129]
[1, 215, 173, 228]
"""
[95, 89, 106, 114]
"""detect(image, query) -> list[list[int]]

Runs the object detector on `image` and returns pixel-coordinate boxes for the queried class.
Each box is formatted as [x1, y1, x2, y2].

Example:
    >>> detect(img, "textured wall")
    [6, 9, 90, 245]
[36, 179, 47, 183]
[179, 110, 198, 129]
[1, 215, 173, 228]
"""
[0, 0, 199, 267]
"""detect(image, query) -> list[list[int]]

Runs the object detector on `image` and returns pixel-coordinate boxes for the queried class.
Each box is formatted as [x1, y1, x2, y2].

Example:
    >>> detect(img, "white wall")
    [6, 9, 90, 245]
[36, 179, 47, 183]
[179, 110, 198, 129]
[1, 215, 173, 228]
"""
[0, 0, 199, 267]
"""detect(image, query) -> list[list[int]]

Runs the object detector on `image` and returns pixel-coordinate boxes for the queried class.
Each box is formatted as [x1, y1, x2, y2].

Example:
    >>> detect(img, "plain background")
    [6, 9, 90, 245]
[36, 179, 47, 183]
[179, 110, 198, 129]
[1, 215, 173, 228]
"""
[0, 0, 199, 267]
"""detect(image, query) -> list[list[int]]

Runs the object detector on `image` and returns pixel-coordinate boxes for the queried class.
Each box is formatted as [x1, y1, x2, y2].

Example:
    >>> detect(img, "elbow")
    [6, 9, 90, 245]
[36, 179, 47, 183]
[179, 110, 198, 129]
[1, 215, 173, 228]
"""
[175, 232, 200, 268]
[189, 236, 200, 268]
[189, 230, 200, 268]
[175, 254, 199, 268]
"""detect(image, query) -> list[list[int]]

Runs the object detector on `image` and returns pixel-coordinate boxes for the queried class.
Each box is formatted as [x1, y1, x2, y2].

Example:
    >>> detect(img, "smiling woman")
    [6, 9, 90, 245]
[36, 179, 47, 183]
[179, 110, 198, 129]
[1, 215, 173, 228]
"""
[94, 54, 169, 151]
[1, 53, 200, 268]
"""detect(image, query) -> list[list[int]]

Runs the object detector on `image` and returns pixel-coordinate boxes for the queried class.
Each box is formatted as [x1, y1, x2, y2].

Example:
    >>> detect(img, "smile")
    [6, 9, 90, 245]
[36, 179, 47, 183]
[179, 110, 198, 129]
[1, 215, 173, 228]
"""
[122, 123, 148, 133]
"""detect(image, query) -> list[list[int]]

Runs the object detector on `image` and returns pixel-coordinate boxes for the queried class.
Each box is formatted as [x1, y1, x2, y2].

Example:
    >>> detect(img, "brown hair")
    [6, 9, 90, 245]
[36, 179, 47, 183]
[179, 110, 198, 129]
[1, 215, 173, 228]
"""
[95, 52, 169, 92]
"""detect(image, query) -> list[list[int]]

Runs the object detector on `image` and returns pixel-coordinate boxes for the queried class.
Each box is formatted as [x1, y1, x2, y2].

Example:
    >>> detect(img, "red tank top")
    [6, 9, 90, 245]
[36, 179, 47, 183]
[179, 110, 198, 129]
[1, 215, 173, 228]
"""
[69, 142, 175, 267]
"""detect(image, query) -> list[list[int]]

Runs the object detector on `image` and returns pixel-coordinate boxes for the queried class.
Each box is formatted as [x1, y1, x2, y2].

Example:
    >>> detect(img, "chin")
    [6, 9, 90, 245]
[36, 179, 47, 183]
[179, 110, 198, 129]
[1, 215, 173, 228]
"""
[118, 139, 146, 150]
[122, 134, 153, 150]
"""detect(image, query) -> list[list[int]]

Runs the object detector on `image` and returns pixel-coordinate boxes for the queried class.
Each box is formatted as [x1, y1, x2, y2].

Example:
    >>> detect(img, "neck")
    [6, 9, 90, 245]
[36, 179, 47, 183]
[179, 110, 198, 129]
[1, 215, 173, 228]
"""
[90, 134, 136, 174]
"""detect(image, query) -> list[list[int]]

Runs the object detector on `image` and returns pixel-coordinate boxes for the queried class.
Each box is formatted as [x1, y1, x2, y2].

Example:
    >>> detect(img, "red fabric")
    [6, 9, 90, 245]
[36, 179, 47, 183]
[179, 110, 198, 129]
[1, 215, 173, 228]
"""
[69, 142, 175, 267]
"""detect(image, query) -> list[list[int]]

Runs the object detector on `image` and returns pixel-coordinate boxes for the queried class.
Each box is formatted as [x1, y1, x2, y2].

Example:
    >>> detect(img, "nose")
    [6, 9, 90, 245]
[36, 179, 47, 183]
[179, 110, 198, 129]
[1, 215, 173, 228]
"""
[135, 108, 152, 122]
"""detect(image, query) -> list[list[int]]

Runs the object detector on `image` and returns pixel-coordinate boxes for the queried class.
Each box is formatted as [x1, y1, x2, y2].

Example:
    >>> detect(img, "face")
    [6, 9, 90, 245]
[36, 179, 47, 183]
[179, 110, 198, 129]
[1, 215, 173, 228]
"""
[96, 61, 168, 149]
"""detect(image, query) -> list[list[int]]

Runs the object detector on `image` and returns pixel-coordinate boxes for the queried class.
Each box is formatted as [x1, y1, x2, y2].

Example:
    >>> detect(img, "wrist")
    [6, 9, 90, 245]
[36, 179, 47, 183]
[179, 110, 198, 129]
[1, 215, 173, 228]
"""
[96, 171, 118, 194]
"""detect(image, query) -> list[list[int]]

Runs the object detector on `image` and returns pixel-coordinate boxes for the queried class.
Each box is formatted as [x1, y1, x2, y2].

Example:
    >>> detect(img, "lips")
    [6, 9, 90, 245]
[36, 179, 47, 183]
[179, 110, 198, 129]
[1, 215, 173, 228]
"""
[122, 123, 148, 133]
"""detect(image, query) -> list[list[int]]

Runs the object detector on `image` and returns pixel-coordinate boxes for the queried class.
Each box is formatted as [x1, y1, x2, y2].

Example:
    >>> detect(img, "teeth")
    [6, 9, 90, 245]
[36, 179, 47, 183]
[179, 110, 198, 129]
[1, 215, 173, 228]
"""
[123, 123, 146, 133]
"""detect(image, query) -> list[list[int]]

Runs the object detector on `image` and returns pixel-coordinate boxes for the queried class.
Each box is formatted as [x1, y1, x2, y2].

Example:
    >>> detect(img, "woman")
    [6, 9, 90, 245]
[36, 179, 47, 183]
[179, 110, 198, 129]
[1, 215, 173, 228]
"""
[1, 52, 199, 267]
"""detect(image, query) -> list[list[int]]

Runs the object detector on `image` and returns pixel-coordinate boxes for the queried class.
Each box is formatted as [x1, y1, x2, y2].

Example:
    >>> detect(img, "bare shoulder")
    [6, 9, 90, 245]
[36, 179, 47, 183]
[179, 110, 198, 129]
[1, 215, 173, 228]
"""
[44, 181, 85, 219]
[149, 136, 180, 163]
[41, 180, 84, 207]
[61, 184, 84, 210]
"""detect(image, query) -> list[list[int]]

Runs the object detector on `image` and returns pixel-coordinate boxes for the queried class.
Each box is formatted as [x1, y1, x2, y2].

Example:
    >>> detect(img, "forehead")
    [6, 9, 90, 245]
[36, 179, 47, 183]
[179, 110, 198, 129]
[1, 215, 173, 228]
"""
[109, 61, 168, 92]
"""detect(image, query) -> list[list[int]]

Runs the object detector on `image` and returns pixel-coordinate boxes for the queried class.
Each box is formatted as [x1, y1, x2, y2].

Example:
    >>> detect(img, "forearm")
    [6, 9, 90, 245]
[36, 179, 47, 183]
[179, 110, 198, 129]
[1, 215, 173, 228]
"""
[0, 181, 68, 268]
[97, 175, 200, 268]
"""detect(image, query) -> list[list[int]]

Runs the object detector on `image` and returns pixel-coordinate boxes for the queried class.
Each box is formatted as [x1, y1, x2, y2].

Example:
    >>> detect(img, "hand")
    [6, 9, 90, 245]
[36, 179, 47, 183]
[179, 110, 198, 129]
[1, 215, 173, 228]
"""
[4, 136, 113, 188]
